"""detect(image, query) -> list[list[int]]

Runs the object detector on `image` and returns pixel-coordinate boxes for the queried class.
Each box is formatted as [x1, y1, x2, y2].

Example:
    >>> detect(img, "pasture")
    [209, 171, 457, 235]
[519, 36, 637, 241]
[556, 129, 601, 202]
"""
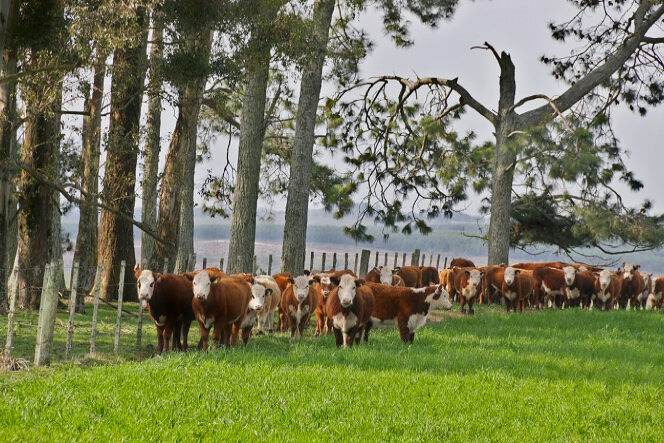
[1, 305, 663, 441]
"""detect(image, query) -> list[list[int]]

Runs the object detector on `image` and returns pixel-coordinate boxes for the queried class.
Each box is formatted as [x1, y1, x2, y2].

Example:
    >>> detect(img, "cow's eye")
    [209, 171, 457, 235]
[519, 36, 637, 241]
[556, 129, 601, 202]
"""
[150, 282, 154, 287]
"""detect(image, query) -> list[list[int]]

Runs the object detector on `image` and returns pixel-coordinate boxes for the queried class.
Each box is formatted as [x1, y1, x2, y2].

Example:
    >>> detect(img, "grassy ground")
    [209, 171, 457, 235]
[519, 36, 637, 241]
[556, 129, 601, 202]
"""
[1, 304, 663, 441]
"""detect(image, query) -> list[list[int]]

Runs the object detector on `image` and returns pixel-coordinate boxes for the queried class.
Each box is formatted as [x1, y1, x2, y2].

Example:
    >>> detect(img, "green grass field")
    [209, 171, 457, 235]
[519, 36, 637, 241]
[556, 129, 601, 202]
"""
[1, 304, 663, 441]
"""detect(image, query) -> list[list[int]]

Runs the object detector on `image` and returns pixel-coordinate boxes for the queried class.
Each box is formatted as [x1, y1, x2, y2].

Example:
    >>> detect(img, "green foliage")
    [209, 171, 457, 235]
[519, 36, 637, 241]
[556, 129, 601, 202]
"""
[2, 308, 664, 440]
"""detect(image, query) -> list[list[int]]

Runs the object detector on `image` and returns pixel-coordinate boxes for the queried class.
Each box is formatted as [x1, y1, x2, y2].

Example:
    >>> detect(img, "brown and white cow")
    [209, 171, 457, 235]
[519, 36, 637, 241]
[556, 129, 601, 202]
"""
[438, 269, 455, 301]
[449, 258, 475, 269]
[617, 263, 645, 309]
[279, 275, 317, 342]
[368, 282, 452, 343]
[453, 268, 484, 314]
[312, 269, 358, 337]
[562, 266, 596, 309]
[253, 275, 281, 334]
[501, 267, 534, 313]
[636, 272, 653, 309]
[188, 271, 251, 349]
[239, 283, 270, 344]
[135, 266, 194, 354]
[592, 269, 620, 311]
[420, 266, 440, 286]
[647, 277, 664, 310]
[325, 275, 375, 348]
[272, 272, 292, 331]
[481, 265, 506, 305]
[366, 266, 405, 286]
[393, 266, 423, 288]
[532, 266, 567, 309]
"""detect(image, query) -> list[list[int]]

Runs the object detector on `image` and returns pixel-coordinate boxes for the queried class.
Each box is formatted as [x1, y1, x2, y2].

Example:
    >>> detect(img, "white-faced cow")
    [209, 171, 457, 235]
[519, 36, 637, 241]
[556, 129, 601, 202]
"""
[592, 269, 620, 311]
[279, 275, 317, 342]
[325, 274, 375, 348]
[453, 268, 484, 315]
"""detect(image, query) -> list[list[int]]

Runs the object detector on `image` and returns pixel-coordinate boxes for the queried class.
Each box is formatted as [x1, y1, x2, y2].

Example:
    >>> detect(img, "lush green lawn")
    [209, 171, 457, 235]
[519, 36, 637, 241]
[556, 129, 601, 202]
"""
[1, 305, 663, 441]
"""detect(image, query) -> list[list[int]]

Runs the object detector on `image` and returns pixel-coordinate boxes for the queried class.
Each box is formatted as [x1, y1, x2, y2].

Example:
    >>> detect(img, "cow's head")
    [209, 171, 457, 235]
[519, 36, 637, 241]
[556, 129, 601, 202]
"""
[503, 266, 520, 286]
[465, 269, 484, 294]
[249, 284, 270, 312]
[598, 269, 612, 291]
[289, 275, 315, 303]
[136, 269, 159, 309]
[337, 274, 364, 308]
[313, 273, 335, 298]
[621, 263, 639, 281]
[563, 266, 578, 286]
[377, 266, 399, 285]
[190, 271, 220, 303]
[425, 284, 452, 310]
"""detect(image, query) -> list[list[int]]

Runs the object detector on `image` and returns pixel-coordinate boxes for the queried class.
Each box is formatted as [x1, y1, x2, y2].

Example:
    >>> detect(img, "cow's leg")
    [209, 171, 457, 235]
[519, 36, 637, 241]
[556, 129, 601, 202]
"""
[408, 332, 415, 343]
[181, 320, 192, 351]
[325, 317, 332, 337]
[162, 323, 175, 353]
[397, 316, 411, 343]
[333, 327, 343, 347]
[171, 320, 182, 351]
[315, 311, 324, 337]
[289, 317, 298, 342]
[229, 322, 241, 347]
[198, 323, 210, 350]
[156, 326, 165, 354]
[460, 296, 467, 314]
[363, 320, 373, 343]
[241, 326, 252, 345]
[468, 297, 475, 315]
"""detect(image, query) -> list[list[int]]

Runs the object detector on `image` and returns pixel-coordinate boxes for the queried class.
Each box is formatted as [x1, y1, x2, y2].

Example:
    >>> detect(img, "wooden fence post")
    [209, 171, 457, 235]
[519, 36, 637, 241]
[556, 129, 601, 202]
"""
[394, 252, 398, 267]
[344, 253, 349, 270]
[202, 257, 207, 270]
[309, 251, 314, 271]
[267, 254, 273, 275]
[190, 253, 197, 272]
[35, 262, 58, 366]
[4, 265, 19, 360]
[359, 249, 371, 278]
[136, 301, 144, 348]
[354, 253, 358, 274]
[411, 249, 420, 266]
[443, 256, 448, 268]
[436, 254, 441, 269]
[421, 254, 426, 266]
[114, 260, 126, 355]
[90, 263, 103, 355]
[163, 258, 169, 274]
[384, 252, 388, 266]
[321, 252, 326, 271]
[66, 262, 80, 358]
[220, 257, 224, 273]
[332, 253, 337, 270]
[402, 253, 407, 267]
[374, 251, 379, 267]
[253, 255, 257, 275]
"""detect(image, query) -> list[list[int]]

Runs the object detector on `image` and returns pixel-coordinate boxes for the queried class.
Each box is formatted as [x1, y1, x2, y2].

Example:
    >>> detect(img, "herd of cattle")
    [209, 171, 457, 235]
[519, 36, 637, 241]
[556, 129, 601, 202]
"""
[133, 257, 661, 353]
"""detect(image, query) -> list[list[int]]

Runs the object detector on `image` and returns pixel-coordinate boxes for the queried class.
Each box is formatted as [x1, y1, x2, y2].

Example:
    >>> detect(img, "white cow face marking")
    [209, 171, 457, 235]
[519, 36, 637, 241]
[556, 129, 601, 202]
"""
[192, 271, 214, 302]
[425, 285, 452, 310]
[337, 274, 359, 307]
[378, 266, 397, 285]
[563, 266, 577, 286]
[464, 269, 483, 297]
[622, 263, 636, 281]
[249, 284, 266, 312]
[503, 267, 519, 286]
[598, 269, 612, 291]
[292, 275, 314, 303]
[136, 270, 157, 309]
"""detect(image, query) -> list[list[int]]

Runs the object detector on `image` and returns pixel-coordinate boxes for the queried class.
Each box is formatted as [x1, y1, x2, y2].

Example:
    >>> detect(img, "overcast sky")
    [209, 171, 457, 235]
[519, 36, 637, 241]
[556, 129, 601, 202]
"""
[178, 0, 664, 217]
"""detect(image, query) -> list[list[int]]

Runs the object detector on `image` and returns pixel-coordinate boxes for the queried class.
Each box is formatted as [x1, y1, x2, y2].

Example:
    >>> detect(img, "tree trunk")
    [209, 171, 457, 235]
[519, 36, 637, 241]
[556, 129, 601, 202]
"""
[226, 40, 272, 274]
[97, 6, 148, 301]
[140, 13, 163, 269]
[72, 53, 105, 310]
[0, 0, 12, 73]
[281, 0, 335, 274]
[173, 126, 196, 273]
[487, 52, 516, 266]
[152, 28, 212, 273]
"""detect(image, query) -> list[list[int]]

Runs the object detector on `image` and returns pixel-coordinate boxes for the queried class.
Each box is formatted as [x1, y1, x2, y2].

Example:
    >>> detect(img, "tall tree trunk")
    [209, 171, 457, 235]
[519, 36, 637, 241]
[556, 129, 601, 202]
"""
[140, 13, 163, 269]
[281, 0, 335, 274]
[487, 52, 516, 266]
[152, 28, 212, 273]
[72, 53, 105, 311]
[97, 6, 148, 301]
[0, 0, 17, 313]
[173, 124, 197, 273]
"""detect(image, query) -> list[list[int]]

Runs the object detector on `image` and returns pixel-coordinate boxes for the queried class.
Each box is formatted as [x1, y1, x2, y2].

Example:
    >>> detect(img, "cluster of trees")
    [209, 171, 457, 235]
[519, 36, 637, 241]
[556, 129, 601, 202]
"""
[1, 0, 663, 312]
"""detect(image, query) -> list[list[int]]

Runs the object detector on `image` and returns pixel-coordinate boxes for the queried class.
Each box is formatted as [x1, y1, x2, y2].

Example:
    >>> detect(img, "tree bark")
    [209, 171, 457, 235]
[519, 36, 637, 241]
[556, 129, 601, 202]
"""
[97, 6, 148, 301]
[140, 13, 163, 269]
[173, 123, 197, 273]
[0, 0, 12, 74]
[280, 0, 335, 274]
[152, 28, 212, 273]
[72, 53, 105, 310]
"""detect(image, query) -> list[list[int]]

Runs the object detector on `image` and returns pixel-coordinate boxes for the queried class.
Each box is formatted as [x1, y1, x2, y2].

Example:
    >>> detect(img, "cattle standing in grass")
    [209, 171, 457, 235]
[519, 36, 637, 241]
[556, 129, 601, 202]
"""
[636, 272, 653, 309]
[647, 277, 663, 310]
[453, 268, 484, 314]
[438, 269, 456, 301]
[253, 275, 281, 334]
[449, 258, 475, 269]
[272, 272, 292, 331]
[135, 266, 194, 354]
[325, 275, 375, 348]
[188, 271, 251, 349]
[501, 267, 534, 312]
[280, 275, 317, 342]
[366, 266, 405, 286]
[592, 269, 620, 311]
[617, 263, 645, 309]
[532, 266, 567, 309]
[368, 282, 452, 343]
[239, 283, 269, 344]
[392, 265, 422, 288]
[481, 265, 506, 305]
[513, 261, 603, 272]
[312, 270, 357, 337]
[562, 266, 596, 309]
[420, 266, 440, 286]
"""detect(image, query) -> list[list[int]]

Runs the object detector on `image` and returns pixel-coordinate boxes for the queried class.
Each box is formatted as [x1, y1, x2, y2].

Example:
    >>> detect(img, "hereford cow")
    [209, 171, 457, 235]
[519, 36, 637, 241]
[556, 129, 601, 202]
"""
[272, 272, 292, 331]
[449, 258, 475, 269]
[253, 275, 281, 334]
[312, 269, 358, 336]
[592, 269, 620, 311]
[438, 269, 455, 300]
[647, 277, 664, 310]
[239, 283, 269, 344]
[368, 282, 451, 343]
[617, 263, 645, 309]
[366, 266, 405, 286]
[135, 266, 194, 354]
[636, 272, 653, 309]
[453, 268, 484, 314]
[513, 261, 602, 272]
[562, 266, 596, 308]
[481, 265, 506, 305]
[188, 271, 251, 349]
[420, 266, 440, 286]
[280, 275, 317, 342]
[393, 265, 423, 287]
[501, 267, 534, 312]
[532, 266, 567, 309]
[325, 275, 375, 348]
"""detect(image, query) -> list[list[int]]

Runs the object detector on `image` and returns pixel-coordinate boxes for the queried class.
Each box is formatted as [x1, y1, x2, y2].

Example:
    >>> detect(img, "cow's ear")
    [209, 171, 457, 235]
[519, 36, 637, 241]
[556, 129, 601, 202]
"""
[330, 276, 340, 286]
[154, 273, 162, 284]
[287, 277, 294, 284]
[480, 271, 485, 279]
[308, 278, 316, 287]
[211, 277, 220, 284]
[312, 275, 321, 283]
[303, 269, 310, 276]
[134, 263, 141, 278]
[184, 272, 195, 282]
[635, 264, 641, 270]
[392, 268, 399, 275]
[355, 278, 365, 287]
[371, 266, 379, 273]
[514, 270, 521, 276]
[265, 288, 272, 296]
[464, 270, 470, 276]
